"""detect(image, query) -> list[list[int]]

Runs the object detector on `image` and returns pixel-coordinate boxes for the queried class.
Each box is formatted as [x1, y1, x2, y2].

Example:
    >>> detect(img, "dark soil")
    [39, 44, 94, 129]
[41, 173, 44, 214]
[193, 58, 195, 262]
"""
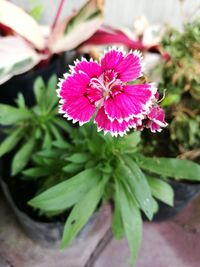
[0, 152, 70, 223]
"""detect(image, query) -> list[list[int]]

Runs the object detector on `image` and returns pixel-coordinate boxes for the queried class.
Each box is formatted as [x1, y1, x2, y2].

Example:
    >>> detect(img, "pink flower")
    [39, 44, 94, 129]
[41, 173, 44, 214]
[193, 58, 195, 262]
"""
[57, 47, 167, 136]
[146, 105, 168, 132]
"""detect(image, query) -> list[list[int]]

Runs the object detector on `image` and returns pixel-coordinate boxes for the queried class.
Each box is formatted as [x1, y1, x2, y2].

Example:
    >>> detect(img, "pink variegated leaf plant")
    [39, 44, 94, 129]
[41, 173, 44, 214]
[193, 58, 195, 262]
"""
[0, 0, 104, 84]
[57, 47, 167, 136]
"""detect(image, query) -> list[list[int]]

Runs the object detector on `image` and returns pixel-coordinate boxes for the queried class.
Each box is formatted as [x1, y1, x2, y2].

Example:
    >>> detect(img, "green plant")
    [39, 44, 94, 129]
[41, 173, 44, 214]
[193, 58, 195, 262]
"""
[1, 75, 200, 265]
[152, 19, 200, 160]
[0, 75, 70, 176]
[27, 122, 200, 264]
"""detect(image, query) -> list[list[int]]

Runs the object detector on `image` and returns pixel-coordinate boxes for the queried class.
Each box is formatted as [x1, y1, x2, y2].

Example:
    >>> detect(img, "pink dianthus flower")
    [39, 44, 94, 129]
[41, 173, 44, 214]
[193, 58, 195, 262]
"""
[57, 47, 167, 136]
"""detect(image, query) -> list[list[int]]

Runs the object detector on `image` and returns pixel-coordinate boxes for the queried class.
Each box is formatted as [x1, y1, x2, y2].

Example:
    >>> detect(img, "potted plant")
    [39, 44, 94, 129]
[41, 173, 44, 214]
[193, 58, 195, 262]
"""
[1, 47, 200, 264]
[141, 19, 200, 221]
[0, 0, 104, 106]
[2, 47, 198, 265]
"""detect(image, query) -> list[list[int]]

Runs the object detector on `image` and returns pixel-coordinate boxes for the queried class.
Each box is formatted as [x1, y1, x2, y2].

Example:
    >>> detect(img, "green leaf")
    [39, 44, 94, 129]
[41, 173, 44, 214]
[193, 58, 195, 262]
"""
[53, 139, 71, 149]
[37, 149, 63, 158]
[49, 123, 64, 141]
[116, 179, 142, 264]
[23, 167, 51, 178]
[161, 93, 180, 106]
[46, 74, 58, 112]
[134, 154, 200, 181]
[62, 163, 83, 173]
[33, 76, 45, 109]
[112, 192, 125, 240]
[11, 137, 35, 175]
[29, 168, 101, 212]
[147, 176, 174, 206]
[118, 156, 154, 220]
[52, 118, 74, 136]
[42, 129, 52, 149]
[0, 104, 32, 125]
[0, 127, 24, 156]
[66, 153, 90, 164]
[15, 93, 26, 108]
[61, 174, 109, 248]
[152, 198, 159, 214]
[118, 132, 141, 152]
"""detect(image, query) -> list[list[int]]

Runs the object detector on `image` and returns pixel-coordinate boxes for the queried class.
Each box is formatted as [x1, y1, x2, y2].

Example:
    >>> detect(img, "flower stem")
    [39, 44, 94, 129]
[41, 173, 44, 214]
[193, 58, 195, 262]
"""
[51, 0, 65, 32]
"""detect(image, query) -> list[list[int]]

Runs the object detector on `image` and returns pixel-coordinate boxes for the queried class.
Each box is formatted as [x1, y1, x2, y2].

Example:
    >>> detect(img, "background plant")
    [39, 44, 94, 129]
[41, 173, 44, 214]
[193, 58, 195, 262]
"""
[0, 0, 104, 84]
[150, 19, 200, 161]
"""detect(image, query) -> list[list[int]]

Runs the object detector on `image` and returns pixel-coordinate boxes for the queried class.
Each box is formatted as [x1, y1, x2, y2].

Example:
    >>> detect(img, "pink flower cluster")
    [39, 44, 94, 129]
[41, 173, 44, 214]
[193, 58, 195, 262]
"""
[57, 47, 167, 136]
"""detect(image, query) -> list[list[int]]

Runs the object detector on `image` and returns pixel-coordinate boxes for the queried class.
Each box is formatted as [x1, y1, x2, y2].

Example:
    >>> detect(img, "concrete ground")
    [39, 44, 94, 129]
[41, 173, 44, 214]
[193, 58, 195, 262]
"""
[94, 195, 200, 267]
[0, 192, 200, 267]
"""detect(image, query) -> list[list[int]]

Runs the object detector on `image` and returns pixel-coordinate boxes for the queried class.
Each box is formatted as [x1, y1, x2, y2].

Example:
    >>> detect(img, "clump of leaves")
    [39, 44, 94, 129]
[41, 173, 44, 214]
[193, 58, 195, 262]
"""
[28, 123, 200, 264]
[152, 19, 200, 160]
[0, 75, 70, 176]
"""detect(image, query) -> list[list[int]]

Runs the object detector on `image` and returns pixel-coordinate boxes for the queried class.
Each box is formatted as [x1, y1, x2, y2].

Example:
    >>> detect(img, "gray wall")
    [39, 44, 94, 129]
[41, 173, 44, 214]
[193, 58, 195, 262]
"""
[12, 0, 200, 29]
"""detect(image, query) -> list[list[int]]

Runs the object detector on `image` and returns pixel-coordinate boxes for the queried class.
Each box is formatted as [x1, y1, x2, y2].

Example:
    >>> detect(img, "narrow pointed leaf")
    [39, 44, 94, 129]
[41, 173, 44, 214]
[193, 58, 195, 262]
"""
[0, 104, 32, 125]
[112, 191, 125, 240]
[46, 75, 58, 112]
[147, 176, 174, 206]
[23, 167, 51, 178]
[29, 168, 100, 212]
[11, 137, 35, 175]
[119, 157, 154, 220]
[62, 163, 83, 174]
[52, 139, 71, 149]
[66, 153, 90, 164]
[52, 118, 74, 135]
[134, 154, 200, 181]
[61, 174, 108, 248]
[116, 179, 142, 264]
[42, 129, 52, 149]
[33, 77, 46, 109]
[15, 93, 26, 108]
[0, 128, 24, 156]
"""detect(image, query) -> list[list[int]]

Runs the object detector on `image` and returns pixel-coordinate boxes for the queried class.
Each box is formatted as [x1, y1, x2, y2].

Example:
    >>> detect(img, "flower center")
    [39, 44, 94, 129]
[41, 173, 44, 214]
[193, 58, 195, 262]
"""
[90, 70, 122, 98]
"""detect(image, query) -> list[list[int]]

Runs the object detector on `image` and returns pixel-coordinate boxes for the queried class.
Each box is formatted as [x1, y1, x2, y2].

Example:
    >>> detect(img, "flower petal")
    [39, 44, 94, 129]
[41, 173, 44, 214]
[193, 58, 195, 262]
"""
[87, 86, 103, 105]
[94, 107, 129, 136]
[104, 83, 157, 122]
[147, 105, 167, 132]
[61, 96, 95, 125]
[115, 50, 143, 81]
[127, 117, 143, 128]
[101, 48, 124, 72]
[72, 58, 102, 78]
[58, 72, 90, 98]
[58, 72, 95, 125]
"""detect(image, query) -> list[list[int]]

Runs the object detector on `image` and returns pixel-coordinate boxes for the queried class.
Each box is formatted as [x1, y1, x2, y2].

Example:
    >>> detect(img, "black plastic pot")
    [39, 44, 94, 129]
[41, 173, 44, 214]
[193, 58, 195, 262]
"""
[153, 180, 200, 221]
[0, 135, 97, 248]
[0, 51, 76, 107]
[0, 179, 98, 248]
[0, 179, 63, 247]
